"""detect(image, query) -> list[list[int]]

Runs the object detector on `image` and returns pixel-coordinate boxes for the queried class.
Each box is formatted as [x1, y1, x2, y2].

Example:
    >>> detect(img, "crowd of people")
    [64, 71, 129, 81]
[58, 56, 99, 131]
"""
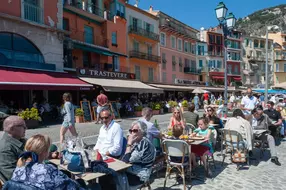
[0, 87, 285, 189]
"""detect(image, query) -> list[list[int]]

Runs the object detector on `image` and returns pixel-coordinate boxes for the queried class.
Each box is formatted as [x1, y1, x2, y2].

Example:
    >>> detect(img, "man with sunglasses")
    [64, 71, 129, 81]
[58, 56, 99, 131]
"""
[0, 116, 27, 183]
[94, 109, 123, 159]
[251, 106, 281, 166]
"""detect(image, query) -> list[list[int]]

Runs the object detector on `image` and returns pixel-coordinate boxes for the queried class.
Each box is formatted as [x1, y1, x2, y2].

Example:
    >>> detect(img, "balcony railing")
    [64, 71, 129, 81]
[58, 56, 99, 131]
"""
[208, 51, 224, 56]
[248, 56, 265, 61]
[184, 67, 202, 74]
[65, 1, 114, 21]
[129, 51, 161, 63]
[128, 25, 159, 41]
[23, 1, 43, 24]
[227, 70, 241, 75]
[275, 55, 286, 60]
[208, 68, 225, 72]
[68, 31, 109, 48]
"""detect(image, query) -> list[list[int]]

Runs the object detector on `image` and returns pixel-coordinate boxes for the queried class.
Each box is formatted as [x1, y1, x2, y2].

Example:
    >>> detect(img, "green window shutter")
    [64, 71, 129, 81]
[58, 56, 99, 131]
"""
[199, 60, 203, 68]
[143, 21, 146, 29]
[84, 25, 93, 44]
[129, 16, 133, 26]
[202, 46, 204, 55]
[150, 24, 154, 32]
[137, 19, 142, 28]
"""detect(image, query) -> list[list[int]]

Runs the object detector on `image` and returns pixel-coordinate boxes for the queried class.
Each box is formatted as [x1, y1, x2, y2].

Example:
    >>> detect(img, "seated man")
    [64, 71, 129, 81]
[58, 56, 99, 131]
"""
[252, 106, 281, 166]
[224, 109, 253, 152]
[139, 107, 161, 143]
[263, 101, 283, 138]
[94, 109, 123, 158]
[0, 116, 26, 183]
[182, 103, 199, 128]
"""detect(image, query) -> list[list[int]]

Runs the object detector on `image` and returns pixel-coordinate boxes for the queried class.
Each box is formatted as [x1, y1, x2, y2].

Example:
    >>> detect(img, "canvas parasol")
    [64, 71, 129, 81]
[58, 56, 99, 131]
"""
[192, 87, 207, 94]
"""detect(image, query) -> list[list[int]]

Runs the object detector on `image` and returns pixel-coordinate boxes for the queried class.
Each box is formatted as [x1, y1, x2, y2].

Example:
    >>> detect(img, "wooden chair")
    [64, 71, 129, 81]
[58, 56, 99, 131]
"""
[162, 139, 190, 190]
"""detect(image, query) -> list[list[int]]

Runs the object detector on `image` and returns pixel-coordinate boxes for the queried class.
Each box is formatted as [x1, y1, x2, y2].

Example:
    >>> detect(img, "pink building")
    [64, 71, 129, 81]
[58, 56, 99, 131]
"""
[149, 9, 200, 84]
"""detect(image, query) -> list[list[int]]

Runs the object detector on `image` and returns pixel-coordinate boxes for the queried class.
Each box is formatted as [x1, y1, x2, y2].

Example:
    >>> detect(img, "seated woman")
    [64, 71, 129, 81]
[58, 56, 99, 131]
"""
[3, 134, 85, 190]
[168, 106, 186, 129]
[204, 106, 223, 128]
[190, 117, 214, 178]
[122, 121, 156, 184]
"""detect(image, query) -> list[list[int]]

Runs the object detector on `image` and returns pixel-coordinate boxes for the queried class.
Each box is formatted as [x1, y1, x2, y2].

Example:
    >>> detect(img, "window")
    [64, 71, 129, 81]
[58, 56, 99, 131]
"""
[184, 58, 189, 67]
[112, 32, 117, 45]
[179, 57, 182, 72]
[160, 33, 166, 46]
[172, 74, 176, 83]
[171, 36, 176, 49]
[83, 51, 91, 68]
[184, 41, 188, 52]
[217, 60, 222, 68]
[147, 45, 152, 55]
[162, 53, 166, 69]
[113, 56, 119, 71]
[23, 0, 43, 23]
[84, 25, 93, 44]
[135, 65, 140, 80]
[0, 32, 45, 67]
[260, 41, 265, 48]
[172, 56, 176, 71]
[198, 45, 204, 55]
[116, 3, 125, 18]
[208, 34, 215, 43]
[234, 65, 238, 74]
[275, 64, 279, 72]
[63, 18, 69, 31]
[148, 67, 154, 82]
[217, 46, 222, 56]
[254, 39, 259, 48]
[199, 60, 203, 68]
[245, 39, 249, 47]
[162, 72, 167, 82]
[216, 36, 222, 45]
[191, 60, 196, 68]
[177, 39, 182, 51]
[133, 41, 139, 51]
[191, 44, 196, 54]
[284, 64, 286, 72]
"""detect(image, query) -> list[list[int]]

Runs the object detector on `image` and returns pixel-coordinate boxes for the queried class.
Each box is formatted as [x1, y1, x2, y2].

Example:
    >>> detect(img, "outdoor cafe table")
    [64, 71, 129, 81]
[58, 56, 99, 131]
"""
[49, 158, 132, 182]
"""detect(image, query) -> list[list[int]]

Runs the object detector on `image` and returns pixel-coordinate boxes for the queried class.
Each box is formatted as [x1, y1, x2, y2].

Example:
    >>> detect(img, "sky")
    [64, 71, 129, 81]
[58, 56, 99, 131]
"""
[133, 0, 285, 30]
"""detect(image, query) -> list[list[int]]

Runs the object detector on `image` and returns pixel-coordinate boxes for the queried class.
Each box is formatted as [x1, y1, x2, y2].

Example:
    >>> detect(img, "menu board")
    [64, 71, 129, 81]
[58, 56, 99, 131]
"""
[80, 101, 92, 122]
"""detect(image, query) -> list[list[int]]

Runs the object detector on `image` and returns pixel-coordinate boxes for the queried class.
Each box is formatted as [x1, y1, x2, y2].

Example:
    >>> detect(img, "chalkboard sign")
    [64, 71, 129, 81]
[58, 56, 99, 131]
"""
[80, 101, 92, 122]
[92, 106, 97, 121]
[109, 101, 121, 119]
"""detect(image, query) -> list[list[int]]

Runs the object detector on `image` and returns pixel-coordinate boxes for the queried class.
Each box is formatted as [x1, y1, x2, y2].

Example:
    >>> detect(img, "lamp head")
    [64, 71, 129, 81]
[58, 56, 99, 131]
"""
[226, 12, 236, 29]
[215, 2, 228, 22]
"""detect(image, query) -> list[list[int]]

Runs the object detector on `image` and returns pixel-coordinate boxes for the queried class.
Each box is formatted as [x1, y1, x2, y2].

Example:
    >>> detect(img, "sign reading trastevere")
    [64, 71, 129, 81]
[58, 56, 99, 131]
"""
[77, 68, 136, 80]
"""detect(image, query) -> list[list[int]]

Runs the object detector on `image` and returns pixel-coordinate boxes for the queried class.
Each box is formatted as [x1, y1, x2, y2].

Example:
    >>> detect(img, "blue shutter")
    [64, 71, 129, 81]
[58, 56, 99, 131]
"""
[150, 24, 154, 33]
[84, 25, 93, 44]
[199, 60, 203, 68]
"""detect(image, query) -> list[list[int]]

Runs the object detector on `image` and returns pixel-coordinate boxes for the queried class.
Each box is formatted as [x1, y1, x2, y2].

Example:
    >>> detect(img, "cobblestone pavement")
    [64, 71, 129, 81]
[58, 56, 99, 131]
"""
[150, 139, 286, 190]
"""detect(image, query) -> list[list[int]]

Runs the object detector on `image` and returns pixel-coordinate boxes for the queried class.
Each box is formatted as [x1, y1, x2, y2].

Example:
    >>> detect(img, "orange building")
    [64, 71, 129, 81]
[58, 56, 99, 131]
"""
[63, 0, 128, 73]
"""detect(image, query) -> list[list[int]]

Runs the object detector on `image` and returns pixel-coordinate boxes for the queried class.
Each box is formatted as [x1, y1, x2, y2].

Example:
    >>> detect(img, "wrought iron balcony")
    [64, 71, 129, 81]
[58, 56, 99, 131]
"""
[65, 1, 114, 21]
[23, 1, 43, 24]
[248, 55, 265, 62]
[129, 51, 161, 63]
[184, 67, 202, 74]
[128, 26, 159, 41]
[208, 51, 224, 57]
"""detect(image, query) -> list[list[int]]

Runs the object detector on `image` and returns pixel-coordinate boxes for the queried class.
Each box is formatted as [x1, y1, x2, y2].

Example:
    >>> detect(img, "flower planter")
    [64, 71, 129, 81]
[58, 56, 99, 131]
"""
[134, 111, 142, 117]
[75, 116, 84, 123]
[25, 120, 39, 129]
[152, 110, 160, 115]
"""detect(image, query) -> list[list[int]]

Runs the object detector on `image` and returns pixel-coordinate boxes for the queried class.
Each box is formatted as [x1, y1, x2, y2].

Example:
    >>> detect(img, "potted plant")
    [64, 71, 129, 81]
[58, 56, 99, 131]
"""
[152, 103, 161, 115]
[181, 100, 189, 111]
[75, 108, 84, 123]
[18, 108, 41, 129]
[134, 106, 143, 117]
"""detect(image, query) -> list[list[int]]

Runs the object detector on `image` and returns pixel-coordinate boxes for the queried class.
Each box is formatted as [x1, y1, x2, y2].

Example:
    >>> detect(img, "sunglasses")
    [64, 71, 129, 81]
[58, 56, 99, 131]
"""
[207, 109, 213, 112]
[174, 112, 180, 114]
[101, 116, 110, 120]
[129, 129, 139, 133]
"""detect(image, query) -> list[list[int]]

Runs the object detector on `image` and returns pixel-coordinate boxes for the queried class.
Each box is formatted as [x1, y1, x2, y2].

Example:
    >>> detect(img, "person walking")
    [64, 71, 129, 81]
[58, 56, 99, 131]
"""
[60, 93, 77, 144]
[96, 90, 109, 124]
[193, 93, 200, 112]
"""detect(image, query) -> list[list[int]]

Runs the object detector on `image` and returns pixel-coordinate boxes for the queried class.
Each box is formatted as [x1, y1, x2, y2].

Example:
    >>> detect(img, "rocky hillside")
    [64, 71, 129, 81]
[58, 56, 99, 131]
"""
[236, 4, 286, 36]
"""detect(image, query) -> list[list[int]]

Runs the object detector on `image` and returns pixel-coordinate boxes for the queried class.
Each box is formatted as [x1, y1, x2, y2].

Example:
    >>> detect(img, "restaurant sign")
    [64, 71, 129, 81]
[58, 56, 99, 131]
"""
[175, 78, 206, 86]
[77, 68, 135, 80]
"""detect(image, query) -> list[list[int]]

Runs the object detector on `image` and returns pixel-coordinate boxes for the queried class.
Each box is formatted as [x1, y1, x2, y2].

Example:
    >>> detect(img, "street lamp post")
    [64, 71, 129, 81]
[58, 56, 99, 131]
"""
[215, 2, 236, 116]
[265, 25, 279, 103]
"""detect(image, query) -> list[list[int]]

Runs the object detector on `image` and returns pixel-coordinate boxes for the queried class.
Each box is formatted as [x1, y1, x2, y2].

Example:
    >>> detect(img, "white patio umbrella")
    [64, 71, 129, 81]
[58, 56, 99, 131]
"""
[192, 87, 207, 94]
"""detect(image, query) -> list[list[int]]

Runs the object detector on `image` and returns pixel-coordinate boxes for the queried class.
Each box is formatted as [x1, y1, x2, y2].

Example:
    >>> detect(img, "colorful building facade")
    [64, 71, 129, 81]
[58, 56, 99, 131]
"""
[125, 4, 160, 83]
[149, 8, 200, 84]
[63, 0, 128, 73]
[0, 0, 64, 71]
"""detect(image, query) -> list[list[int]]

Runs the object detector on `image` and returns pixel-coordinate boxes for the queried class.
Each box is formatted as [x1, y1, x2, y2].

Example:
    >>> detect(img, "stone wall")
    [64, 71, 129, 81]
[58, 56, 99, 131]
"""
[0, 18, 63, 71]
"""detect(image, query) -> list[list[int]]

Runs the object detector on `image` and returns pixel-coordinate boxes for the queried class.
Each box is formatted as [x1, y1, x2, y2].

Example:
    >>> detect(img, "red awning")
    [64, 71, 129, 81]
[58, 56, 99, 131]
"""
[233, 77, 242, 81]
[0, 68, 93, 90]
[212, 76, 224, 79]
